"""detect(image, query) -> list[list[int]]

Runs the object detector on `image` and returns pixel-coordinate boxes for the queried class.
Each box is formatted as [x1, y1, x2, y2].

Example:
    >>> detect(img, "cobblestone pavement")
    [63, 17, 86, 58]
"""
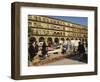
[29, 57, 85, 66]
[28, 48, 86, 66]
[43, 58, 85, 66]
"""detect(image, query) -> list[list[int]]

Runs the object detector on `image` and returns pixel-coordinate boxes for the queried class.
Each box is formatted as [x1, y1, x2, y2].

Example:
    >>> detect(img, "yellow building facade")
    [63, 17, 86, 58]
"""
[28, 15, 87, 44]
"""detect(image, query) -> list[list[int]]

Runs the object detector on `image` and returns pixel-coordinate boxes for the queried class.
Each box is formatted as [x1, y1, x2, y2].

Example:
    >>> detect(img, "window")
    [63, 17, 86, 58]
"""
[28, 15, 32, 19]
[28, 21, 33, 26]
[37, 16, 41, 21]
[33, 22, 37, 27]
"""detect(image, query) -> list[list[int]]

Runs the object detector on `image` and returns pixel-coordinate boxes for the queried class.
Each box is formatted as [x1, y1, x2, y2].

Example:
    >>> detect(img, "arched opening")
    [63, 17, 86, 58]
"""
[59, 38, 64, 44]
[57, 32, 60, 36]
[71, 38, 73, 40]
[61, 38, 65, 41]
[79, 38, 81, 41]
[54, 38, 59, 44]
[53, 32, 56, 35]
[39, 37, 45, 42]
[29, 37, 36, 43]
[47, 37, 53, 47]
[66, 38, 69, 40]
[47, 37, 53, 43]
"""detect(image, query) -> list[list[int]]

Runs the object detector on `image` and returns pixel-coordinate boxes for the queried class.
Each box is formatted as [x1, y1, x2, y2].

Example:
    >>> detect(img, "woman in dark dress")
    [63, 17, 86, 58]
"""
[35, 41, 39, 56]
[28, 42, 36, 61]
[41, 41, 47, 59]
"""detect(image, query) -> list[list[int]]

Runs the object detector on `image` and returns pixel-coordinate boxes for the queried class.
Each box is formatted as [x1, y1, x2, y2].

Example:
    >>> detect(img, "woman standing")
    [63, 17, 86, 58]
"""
[34, 41, 39, 56]
[41, 41, 47, 59]
[28, 42, 36, 61]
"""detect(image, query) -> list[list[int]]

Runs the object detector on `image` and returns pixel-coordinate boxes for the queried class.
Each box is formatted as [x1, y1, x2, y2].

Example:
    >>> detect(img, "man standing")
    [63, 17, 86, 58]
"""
[77, 42, 85, 61]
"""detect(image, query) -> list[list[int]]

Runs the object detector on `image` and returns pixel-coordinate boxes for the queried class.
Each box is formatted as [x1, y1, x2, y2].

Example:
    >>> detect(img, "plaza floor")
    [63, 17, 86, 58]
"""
[43, 58, 84, 66]
[28, 48, 86, 66]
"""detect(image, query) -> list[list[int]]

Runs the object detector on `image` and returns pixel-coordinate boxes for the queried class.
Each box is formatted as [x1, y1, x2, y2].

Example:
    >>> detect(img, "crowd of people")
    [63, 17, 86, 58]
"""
[61, 39, 88, 62]
[28, 38, 88, 62]
[28, 39, 48, 61]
